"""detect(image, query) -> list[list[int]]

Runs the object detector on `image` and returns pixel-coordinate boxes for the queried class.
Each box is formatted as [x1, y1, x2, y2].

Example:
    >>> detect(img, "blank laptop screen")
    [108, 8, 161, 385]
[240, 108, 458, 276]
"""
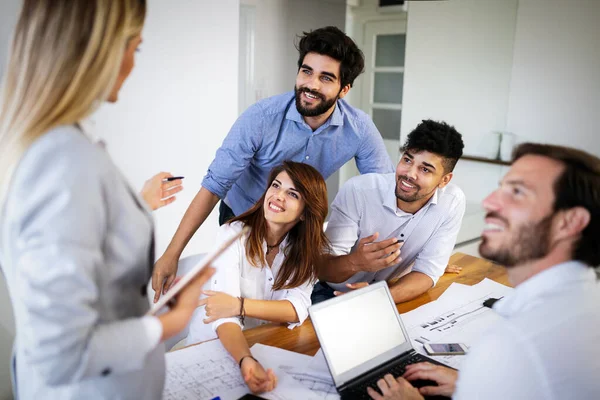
[311, 285, 407, 377]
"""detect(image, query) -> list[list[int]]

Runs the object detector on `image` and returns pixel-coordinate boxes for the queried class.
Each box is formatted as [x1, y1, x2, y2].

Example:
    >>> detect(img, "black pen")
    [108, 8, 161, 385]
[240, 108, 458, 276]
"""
[164, 176, 184, 182]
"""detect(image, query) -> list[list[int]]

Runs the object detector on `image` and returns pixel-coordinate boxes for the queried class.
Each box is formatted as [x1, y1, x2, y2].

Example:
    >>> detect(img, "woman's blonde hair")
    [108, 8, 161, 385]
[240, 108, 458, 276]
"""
[0, 0, 146, 202]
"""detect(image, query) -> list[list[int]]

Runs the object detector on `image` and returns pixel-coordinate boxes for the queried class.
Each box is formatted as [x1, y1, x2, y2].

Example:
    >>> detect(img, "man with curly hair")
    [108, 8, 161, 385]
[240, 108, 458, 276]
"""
[314, 119, 466, 304]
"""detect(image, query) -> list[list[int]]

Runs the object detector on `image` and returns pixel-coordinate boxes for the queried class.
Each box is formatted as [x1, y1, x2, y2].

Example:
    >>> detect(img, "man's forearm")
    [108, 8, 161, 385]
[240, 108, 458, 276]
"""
[389, 271, 434, 304]
[317, 254, 358, 283]
[163, 187, 220, 257]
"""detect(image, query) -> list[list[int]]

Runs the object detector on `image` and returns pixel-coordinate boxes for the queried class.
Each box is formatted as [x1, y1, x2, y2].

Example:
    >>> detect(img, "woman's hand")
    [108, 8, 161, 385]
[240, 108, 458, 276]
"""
[240, 357, 278, 394]
[403, 362, 458, 397]
[140, 172, 183, 211]
[200, 290, 241, 323]
[158, 266, 215, 341]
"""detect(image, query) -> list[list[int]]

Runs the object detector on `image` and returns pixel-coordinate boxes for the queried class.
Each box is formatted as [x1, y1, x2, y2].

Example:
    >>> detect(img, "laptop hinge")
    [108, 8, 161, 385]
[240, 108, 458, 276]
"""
[338, 349, 417, 392]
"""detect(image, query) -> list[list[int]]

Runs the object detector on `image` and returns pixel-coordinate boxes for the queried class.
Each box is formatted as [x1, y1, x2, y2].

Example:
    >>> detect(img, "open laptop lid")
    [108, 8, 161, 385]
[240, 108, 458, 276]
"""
[309, 281, 414, 388]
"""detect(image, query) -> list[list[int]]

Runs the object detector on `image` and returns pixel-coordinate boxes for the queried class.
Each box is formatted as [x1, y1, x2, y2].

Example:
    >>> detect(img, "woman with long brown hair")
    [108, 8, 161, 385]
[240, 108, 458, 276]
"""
[0, 1, 213, 398]
[186, 161, 330, 394]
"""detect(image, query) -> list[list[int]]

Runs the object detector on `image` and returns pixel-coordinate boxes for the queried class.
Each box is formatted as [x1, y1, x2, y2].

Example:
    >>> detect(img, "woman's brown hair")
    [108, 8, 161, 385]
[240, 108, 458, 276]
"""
[230, 161, 330, 290]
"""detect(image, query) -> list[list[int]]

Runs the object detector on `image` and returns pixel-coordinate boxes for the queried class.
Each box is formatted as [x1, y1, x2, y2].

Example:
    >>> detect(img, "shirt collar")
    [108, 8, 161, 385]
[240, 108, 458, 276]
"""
[285, 97, 344, 128]
[77, 118, 106, 148]
[384, 180, 441, 214]
[494, 261, 597, 317]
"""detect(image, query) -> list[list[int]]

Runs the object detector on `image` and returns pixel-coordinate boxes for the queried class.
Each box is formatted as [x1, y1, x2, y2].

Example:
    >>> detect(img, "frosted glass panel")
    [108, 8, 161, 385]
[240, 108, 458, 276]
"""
[375, 34, 405, 67]
[373, 108, 401, 140]
[374, 72, 403, 104]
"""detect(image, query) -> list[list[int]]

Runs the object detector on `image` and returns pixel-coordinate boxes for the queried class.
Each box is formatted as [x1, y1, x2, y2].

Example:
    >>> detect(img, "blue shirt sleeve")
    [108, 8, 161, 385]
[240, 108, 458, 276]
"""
[201, 103, 265, 199]
[354, 117, 395, 174]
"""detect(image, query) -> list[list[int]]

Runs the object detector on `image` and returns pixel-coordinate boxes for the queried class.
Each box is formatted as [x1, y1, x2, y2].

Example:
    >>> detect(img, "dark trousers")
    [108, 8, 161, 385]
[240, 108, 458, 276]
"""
[311, 281, 336, 304]
[218, 201, 236, 226]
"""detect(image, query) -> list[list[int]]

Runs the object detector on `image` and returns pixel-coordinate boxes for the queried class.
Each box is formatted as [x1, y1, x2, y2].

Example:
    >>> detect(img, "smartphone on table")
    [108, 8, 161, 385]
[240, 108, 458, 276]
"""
[424, 343, 468, 356]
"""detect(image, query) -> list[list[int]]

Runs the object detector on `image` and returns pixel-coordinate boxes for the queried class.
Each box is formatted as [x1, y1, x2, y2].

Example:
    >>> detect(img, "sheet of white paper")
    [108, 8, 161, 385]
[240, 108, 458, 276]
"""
[269, 348, 339, 400]
[280, 366, 340, 400]
[251, 343, 337, 400]
[305, 348, 332, 380]
[250, 343, 311, 368]
[403, 279, 513, 369]
[163, 340, 317, 400]
[163, 340, 247, 400]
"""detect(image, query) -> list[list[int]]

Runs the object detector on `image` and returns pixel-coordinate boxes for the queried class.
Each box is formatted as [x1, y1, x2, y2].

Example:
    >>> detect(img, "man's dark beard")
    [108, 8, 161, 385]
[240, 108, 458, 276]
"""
[294, 86, 338, 117]
[394, 175, 438, 203]
[480, 213, 553, 267]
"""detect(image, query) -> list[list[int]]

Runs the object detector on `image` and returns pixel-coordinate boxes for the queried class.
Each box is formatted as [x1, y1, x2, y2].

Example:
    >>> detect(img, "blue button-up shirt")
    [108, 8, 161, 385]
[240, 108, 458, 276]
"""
[202, 91, 394, 215]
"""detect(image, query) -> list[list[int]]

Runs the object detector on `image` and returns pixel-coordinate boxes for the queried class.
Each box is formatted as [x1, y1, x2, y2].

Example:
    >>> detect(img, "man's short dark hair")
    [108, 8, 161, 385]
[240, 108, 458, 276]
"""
[296, 26, 364, 89]
[400, 119, 464, 173]
[513, 143, 600, 267]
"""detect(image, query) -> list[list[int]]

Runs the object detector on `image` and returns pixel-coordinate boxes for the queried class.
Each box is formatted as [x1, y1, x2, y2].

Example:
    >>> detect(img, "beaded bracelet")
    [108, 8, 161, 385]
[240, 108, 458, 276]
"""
[238, 296, 246, 326]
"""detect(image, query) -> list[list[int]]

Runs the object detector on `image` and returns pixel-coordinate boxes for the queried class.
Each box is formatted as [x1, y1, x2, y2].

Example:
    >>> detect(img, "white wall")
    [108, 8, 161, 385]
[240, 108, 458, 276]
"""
[92, 0, 240, 259]
[402, 0, 518, 203]
[241, 0, 289, 101]
[506, 0, 600, 157]
[0, 0, 19, 78]
[403, 0, 600, 204]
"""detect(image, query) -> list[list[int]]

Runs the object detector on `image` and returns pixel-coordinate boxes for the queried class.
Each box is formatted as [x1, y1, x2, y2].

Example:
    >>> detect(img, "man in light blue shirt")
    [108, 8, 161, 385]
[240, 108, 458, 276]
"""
[314, 120, 466, 304]
[152, 26, 393, 299]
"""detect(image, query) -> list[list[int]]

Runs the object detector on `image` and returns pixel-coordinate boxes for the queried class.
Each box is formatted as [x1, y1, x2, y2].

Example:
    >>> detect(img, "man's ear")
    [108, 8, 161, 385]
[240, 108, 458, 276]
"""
[554, 206, 590, 242]
[338, 84, 351, 99]
[438, 172, 453, 188]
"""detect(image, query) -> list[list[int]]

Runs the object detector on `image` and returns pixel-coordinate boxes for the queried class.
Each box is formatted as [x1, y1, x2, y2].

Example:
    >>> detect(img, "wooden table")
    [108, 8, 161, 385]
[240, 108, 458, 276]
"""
[238, 252, 510, 356]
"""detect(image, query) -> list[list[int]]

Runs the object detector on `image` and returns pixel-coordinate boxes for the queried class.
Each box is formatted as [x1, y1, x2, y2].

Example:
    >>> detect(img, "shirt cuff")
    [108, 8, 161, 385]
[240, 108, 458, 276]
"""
[141, 316, 163, 349]
[412, 268, 440, 286]
[212, 317, 242, 333]
[201, 175, 227, 200]
[284, 297, 310, 329]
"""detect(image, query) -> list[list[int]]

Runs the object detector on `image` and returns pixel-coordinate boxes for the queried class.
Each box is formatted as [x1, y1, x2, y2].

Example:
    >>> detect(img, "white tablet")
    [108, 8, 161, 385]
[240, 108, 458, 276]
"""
[147, 225, 249, 315]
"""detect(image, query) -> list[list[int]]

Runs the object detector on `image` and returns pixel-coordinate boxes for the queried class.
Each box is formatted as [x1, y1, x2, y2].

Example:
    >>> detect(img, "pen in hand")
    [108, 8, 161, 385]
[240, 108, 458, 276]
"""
[163, 176, 184, 182]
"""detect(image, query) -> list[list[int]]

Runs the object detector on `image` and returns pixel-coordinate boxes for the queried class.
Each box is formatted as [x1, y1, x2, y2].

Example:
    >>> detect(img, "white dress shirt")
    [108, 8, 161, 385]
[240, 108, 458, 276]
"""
[186, 221, 314, 345]
[324, 173, 465, 292]
[454, 261, 600, 400]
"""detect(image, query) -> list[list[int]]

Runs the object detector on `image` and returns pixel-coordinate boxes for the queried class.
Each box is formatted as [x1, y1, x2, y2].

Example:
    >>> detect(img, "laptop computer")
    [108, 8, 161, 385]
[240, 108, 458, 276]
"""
[309, 281, 451, 400]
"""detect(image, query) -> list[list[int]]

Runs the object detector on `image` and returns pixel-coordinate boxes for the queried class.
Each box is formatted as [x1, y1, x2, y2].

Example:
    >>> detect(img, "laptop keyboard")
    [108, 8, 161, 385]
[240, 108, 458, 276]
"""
[341, 353, 433, 400]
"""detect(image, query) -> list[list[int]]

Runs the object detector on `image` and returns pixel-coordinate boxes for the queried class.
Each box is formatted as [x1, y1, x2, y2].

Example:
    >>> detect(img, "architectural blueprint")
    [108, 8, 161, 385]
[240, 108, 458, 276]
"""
[163, 340, 316, 400]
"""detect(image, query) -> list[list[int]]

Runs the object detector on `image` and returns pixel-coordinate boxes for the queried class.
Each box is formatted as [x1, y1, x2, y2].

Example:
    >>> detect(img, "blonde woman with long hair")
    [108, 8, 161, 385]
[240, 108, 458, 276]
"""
[0, 1, 213, 398]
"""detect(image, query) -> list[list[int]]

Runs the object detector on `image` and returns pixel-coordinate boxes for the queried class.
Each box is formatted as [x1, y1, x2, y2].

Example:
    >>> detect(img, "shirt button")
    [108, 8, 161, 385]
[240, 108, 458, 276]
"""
[101, 368, 111, 377]
[305, 155, 309, 160]
[268, 277, 273, 281]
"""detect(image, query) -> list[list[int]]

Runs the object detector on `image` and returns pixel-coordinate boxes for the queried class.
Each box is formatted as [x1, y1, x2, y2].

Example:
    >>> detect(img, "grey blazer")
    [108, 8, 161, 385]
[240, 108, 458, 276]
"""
[0, 125, 165, 399]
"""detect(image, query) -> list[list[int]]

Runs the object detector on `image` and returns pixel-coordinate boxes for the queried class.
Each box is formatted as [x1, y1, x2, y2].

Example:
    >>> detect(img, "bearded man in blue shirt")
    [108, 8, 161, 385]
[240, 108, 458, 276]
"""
[152, 26, 393, 299]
